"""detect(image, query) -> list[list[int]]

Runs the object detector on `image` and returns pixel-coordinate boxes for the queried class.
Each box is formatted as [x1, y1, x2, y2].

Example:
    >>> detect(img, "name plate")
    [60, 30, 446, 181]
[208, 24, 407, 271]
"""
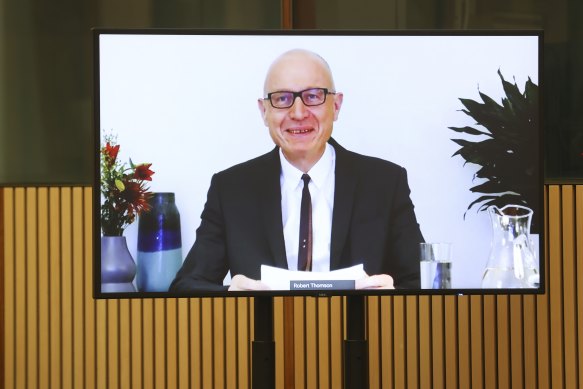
[289, 280, 355, 290]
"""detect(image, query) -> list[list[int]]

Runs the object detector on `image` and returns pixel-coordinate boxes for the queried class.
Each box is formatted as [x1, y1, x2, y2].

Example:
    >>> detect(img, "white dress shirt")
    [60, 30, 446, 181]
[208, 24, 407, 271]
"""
[280, 143, 335, 271]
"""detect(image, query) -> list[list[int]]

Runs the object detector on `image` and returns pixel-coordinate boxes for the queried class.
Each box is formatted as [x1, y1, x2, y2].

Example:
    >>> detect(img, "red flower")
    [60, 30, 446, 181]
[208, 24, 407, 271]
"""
[120, 180, 143, 203]
[100, 135, 154, 236]
[134, 163, 155, 181]
[104, 142, 120, 161]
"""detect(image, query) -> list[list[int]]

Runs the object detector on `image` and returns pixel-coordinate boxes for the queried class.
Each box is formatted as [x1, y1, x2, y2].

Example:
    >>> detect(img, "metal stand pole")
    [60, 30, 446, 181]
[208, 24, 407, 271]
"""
[252, 296, 275, 389]
[344, 295, 369, 389]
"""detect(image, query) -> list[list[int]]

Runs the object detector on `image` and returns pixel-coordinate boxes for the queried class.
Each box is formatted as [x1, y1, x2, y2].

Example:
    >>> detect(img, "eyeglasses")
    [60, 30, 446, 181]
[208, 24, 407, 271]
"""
[263, 88, 335, 109]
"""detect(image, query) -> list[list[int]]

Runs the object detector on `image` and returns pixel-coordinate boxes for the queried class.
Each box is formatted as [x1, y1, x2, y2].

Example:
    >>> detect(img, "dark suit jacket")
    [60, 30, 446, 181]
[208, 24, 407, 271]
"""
[170, 138, 423, 291]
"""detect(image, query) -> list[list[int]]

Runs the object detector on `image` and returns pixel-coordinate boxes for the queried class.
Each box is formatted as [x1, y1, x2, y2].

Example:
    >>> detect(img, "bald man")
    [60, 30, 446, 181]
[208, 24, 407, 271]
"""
[170, 49, 423, 292]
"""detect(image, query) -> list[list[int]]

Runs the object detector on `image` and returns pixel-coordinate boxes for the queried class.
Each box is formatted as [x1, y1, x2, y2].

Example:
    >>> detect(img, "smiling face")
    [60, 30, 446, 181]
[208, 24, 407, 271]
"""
[258, 50, 343, 172]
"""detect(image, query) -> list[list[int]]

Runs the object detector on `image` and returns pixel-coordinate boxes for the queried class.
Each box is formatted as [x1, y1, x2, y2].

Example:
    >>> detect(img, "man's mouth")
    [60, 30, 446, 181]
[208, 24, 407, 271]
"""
[286, 127, 314, 135]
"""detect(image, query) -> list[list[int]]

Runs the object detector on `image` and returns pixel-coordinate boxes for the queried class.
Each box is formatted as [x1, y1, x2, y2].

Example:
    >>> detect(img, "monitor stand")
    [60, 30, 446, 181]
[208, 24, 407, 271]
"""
[252, 296, 275, 389]
[344, 295, 369, 389]
[251, 295, 369, 389]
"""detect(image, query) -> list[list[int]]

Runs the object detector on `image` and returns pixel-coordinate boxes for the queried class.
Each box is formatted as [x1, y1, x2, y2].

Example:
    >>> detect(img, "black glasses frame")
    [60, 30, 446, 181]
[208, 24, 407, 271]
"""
[263, 87, 335, 109]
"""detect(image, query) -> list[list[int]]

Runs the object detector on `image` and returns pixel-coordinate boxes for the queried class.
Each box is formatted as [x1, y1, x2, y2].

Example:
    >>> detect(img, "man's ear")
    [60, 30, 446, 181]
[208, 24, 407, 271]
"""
[333, 92, 344, 121]
[257, 98, 268, 125]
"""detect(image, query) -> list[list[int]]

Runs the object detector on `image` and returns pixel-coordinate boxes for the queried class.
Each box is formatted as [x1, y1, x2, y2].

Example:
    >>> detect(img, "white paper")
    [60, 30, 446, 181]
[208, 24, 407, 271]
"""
[261, 264, 367, 290]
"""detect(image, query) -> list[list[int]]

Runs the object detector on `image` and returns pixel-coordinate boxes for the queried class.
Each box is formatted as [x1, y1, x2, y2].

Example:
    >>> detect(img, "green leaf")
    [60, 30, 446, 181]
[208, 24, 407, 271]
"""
[449, 69, 539, 226]
[448, 126, 491, 136]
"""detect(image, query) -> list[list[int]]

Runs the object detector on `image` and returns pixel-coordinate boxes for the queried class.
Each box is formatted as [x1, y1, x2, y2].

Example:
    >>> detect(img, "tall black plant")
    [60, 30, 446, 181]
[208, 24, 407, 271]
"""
[449, 70, 539, 227]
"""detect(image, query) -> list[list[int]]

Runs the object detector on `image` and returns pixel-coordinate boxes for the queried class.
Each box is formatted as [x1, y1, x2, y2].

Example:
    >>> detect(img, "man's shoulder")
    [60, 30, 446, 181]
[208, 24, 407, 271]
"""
[334, 140, 406, 176]
[215, 147, 278, 180]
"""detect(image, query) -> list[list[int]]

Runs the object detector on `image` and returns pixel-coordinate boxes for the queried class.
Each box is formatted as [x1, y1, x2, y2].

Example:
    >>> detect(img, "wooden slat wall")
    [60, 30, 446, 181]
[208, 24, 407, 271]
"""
[2, 185, 582, 389]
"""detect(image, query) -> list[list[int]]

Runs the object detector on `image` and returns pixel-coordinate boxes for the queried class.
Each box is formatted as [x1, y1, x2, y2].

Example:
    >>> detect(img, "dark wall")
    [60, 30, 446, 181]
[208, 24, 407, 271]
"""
[0, 0, 581, 184]
[0, 0, 280, 185]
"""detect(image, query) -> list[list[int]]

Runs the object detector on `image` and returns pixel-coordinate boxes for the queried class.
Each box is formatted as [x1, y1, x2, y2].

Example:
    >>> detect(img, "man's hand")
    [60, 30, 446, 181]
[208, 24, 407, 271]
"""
[355, 274, 395, 290]
[228, 274, 271, 291]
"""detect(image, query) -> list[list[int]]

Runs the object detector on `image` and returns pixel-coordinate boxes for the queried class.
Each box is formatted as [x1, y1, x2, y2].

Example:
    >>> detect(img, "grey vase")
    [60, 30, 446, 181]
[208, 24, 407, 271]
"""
[101, 236, 137, 293]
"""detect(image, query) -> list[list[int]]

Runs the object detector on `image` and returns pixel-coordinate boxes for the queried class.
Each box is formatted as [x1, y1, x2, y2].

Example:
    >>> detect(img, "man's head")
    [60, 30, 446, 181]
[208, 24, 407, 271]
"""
[258, 49, 343, 172]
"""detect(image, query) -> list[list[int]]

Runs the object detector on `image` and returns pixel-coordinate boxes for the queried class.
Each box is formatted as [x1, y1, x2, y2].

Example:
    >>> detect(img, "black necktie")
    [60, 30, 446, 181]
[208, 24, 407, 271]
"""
[298, 174, 312, 271]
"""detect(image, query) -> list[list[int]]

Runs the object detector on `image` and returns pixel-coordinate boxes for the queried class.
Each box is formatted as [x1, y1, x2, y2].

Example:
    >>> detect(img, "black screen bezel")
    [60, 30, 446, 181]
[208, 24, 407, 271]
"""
[93, 28, 545, 299]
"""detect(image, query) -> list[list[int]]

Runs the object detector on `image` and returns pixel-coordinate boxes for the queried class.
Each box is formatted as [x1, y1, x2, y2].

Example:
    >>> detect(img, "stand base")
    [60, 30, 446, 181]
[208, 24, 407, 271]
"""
[252, 340, 275, 388]
[344, 339, 369, 389]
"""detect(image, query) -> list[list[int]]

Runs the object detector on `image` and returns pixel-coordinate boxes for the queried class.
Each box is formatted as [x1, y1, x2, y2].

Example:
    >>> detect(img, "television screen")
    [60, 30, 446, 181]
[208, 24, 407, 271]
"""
[93, 29, 543, 298]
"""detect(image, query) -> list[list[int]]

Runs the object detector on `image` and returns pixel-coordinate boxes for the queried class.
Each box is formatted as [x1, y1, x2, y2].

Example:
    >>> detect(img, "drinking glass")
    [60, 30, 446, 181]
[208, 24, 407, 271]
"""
[420, 242, 452, 289]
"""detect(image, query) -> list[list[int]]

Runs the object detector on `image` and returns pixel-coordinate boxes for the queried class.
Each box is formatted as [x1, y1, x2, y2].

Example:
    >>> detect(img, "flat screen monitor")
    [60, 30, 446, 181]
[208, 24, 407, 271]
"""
[93, 29, 543, 298]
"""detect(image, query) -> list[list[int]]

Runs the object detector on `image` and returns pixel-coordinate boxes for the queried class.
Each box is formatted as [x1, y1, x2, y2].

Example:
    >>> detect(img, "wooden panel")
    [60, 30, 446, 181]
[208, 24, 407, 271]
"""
[14, 188, 26, 388]
[37, 188, 50, 389]
[190, 298, 202, 389]
[48, 188, 62, 389]
[2, 184, 583, 389]
[367, 296, 380, 389]
[560, 186, 578, 389]
[317, 297, 330, 389]
[329, 297, 343, 389]
[496, 296, 510, 389]
[418, 295, 432, 389]
[379, 296, 394, 389]
[293, 296, 306, 389]
[25, 189, 38, 389]
[236, 297, 251, 389]
[107, 300, 120, 389]
[392, 296, 406, 389]
[201, 298, 213, 387]
[142, 299, 154, 389]
[225, 298, 238, 389]
[444, 295, 458, 389]
[522, 294, 537, 389]
[154, 299, 166, 389]
[60, 188, 74, 389]
[176, 298, 190, 389]
[281, 0, 293, 28]
[577, 186, 583, 388]
[509, 295, 524, 389]
[304, 297, 317, 388]
[129, 299, 143, 389]
[431, 296, 445, 389]
[482, 295, 497, 389]
[212, 298, 225, 388]
[3, 189, 15, 389]
[576, 186, 583, 388]
[548, 185, 565, 389]
[469, 295, 484, 389]
[536, 186, 551, 388]
[405, 296, 419, 389]
[83, 188, 96, 389]
[166, 298, 178, 389]
[457, 295, 471, 389]
[119, 299, 131, 389]
[72, 188, 86, 389]
[95, 299, 107, 389]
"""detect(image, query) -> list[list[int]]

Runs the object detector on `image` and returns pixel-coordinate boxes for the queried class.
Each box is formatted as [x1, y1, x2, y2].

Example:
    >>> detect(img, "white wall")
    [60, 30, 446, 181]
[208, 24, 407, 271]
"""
[98, 33, 540, 288]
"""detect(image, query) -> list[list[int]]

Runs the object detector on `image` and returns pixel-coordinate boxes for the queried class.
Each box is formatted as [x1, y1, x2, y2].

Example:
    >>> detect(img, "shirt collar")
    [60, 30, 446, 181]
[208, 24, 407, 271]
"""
[280, 143, 335, 191]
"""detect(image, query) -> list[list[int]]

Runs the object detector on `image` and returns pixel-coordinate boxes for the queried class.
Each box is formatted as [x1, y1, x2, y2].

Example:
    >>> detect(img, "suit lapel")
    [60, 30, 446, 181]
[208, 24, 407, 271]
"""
[329, 139, 357, 270]
[259, 147, 289, 269]
[258, 140, 356, 271]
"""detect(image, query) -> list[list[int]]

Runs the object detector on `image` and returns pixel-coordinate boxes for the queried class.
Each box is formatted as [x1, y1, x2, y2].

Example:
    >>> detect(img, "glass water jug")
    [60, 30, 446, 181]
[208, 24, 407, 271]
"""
[481, 204, 539, 288]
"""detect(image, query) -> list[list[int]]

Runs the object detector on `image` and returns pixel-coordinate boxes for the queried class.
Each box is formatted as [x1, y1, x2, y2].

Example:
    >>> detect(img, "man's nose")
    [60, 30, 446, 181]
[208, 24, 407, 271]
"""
[289, 96, 309, 119]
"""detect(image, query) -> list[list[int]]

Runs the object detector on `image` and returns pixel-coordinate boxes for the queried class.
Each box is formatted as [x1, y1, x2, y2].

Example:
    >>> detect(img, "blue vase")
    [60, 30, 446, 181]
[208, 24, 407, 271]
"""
[101, 236, 137, 293]
[136, 192, 182, 292]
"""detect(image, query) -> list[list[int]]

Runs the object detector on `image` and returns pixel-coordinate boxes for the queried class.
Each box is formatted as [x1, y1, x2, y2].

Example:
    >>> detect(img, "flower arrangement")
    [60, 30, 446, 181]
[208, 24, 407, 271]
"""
[100, 134, 155, 236]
